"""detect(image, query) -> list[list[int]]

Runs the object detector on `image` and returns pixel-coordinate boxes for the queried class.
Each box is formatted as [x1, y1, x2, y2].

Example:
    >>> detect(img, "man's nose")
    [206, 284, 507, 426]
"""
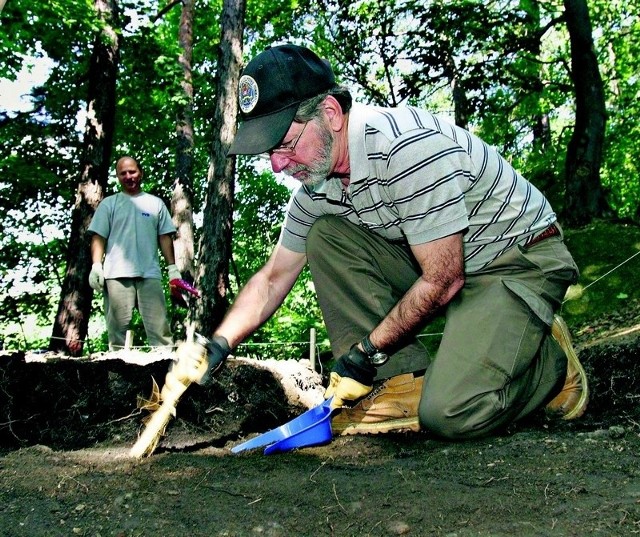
[269, 153, 291, 174]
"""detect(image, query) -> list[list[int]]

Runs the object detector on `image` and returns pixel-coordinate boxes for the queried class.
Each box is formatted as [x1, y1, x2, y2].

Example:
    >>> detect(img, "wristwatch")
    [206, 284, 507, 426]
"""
[360, 335, 389, 366]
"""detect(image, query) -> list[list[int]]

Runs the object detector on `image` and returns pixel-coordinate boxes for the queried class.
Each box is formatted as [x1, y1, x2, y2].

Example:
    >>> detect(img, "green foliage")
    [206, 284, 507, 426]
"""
[113, 27, 183, 196]
[233, 164, 290, 279]
[0, 1, 97, 79]
[0, 0, 100, 351]
[231, 161, 328, 359]
[2, 0, 640, 356]
[596, 3, 640, 219]
[302, 0, 603, 218]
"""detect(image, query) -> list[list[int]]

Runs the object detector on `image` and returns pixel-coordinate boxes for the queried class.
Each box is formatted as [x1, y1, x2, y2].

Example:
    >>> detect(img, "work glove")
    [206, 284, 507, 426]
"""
[324, 345, 376, 409]
[88, 263, 104, 291]
[172, 334, 231, 386]
[167, 264, 201, 307]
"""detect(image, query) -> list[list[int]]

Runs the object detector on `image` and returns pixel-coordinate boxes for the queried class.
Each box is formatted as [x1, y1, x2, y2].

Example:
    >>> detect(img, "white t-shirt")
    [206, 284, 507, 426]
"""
[88, 192, 176, 279]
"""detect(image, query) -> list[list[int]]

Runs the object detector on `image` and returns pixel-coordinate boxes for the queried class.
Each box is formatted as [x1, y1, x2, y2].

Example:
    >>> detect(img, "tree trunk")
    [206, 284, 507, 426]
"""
[49, 0, 119, 356]
[527, 0, 550, 151]
[562, 0, 607, 225]
[445, 55, 469, 130]
[524, 0, 555, 191]
[193, 0, 246, 335]
[171, 0, 197, 329]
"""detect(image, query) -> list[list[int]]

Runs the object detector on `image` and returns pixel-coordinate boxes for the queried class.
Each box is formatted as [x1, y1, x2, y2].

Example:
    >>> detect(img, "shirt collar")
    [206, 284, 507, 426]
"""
[346, 103, 369, 183]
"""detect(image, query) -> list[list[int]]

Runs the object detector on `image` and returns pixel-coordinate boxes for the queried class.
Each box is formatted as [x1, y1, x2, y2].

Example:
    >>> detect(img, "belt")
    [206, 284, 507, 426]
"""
[524, 223, 560, 249]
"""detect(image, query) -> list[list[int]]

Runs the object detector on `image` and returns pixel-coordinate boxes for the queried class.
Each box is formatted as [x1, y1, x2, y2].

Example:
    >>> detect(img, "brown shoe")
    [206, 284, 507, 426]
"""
[546, 315, 589, 420]
[332, 373, 423, 435]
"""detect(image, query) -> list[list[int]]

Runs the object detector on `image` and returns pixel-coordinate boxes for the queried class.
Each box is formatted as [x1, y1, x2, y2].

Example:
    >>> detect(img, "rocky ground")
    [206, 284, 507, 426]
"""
[1, 302, 639, 537]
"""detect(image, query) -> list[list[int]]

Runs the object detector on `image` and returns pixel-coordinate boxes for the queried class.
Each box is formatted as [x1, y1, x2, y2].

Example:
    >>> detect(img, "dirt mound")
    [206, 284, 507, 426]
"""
[1, 325, 639, 452]
[0, 353, 320, 452]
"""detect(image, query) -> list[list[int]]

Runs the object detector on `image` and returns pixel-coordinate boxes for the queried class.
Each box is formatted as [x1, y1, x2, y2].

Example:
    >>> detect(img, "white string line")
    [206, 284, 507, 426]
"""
[570, 249, 640, 296]
[19, 249, 640, 351]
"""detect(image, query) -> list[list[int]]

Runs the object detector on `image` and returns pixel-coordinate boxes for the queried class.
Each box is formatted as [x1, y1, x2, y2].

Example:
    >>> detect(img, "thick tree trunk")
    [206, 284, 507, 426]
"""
[49, 0, 119, 356]
[171, 0, 196, 283]
[171, 0, 197, 338]
[193, 0, 246, 335]
[562, 0, 607, 225]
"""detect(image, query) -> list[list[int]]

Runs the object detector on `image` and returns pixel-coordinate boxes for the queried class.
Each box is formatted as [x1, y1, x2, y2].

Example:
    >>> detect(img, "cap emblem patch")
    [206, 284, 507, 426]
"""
[238, 75, 259, 114]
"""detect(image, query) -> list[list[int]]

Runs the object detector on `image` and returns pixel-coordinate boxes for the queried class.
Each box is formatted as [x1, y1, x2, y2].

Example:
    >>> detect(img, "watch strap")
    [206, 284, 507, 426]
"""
[360, 334, 378, 357]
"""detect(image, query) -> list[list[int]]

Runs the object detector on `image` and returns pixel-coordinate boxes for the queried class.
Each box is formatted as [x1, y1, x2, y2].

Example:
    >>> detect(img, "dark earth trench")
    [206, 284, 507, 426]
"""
[0, 304, 639, 537]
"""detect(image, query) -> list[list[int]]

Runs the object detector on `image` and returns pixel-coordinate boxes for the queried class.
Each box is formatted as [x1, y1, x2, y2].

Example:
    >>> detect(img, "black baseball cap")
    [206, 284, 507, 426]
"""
[228, 44, 336, 156]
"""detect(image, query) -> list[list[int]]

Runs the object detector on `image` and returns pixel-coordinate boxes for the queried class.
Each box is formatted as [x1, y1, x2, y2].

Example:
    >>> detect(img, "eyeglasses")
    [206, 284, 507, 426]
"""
[269, 121, 309, 156]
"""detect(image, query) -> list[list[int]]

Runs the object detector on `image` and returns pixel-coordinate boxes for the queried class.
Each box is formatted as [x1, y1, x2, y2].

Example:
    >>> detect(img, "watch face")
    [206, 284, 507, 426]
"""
[370, 352, 389, 366]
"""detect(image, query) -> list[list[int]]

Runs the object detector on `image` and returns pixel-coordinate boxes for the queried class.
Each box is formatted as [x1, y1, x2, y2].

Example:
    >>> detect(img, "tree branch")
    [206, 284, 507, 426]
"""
[153, 0, 182, 23]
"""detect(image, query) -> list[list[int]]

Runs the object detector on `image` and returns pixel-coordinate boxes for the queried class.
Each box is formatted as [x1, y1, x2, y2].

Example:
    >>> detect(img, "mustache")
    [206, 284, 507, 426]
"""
[283, 164, 308, 177]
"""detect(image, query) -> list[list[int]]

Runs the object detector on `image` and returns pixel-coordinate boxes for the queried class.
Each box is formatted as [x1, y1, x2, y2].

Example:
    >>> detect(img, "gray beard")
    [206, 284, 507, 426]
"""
[284, 123, 334, 188]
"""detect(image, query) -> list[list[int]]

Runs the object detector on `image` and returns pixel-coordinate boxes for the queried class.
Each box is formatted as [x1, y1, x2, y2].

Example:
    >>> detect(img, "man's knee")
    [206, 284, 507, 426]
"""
[418, 391, 502, 440]
[418, 397, 470, 440]
[307, 216, 360, 272]
[307, 215, 343, 250]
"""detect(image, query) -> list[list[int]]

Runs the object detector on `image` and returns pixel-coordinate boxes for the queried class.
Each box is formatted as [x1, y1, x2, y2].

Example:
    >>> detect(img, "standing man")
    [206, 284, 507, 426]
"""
[179, 44, 588, 440]
[88, 156, 181, 350]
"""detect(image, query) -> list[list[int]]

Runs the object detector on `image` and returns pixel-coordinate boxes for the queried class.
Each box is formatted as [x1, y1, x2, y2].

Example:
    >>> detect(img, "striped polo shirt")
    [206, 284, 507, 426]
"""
[280, 103, 556, 273]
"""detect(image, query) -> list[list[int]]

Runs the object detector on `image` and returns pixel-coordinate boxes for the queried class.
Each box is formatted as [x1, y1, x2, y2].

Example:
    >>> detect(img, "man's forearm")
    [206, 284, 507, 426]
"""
[91, 235, 106, 264]
[369, 275, 464, 351]
[215, 270, 295, 348]
[367, 233, 466, 352]
[158, 234, 176, 265]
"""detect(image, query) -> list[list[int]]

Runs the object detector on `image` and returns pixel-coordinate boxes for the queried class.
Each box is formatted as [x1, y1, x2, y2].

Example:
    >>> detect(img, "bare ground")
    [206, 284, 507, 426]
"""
[1, 303, 639, 537]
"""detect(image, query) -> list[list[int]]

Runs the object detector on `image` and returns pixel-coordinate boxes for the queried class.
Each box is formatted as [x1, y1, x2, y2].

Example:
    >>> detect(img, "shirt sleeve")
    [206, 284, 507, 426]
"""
[157, 200, 177, 236]
[87, 198, 112, 238]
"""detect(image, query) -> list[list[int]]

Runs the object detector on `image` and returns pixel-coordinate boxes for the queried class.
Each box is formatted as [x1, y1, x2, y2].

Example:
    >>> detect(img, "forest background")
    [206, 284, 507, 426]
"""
[0, 0, 638, 360]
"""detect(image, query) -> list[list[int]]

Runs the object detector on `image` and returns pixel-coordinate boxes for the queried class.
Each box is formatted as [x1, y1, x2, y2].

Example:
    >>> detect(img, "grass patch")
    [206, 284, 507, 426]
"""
[561, 220, 640, 330]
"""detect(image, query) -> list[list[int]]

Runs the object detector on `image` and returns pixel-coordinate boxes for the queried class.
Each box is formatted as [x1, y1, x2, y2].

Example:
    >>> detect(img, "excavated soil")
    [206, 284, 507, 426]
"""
[1, 305, 639, 537]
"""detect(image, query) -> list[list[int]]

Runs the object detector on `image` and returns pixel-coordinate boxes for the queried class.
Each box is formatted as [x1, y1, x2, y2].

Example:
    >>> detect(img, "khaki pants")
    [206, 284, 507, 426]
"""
[104, 278, 173, 350]
[306, 215, 579, 439]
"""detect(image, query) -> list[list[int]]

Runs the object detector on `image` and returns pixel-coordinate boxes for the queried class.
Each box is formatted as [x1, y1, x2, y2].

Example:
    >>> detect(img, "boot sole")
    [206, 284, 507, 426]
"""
[551, 315, 589, 420]
[332, 416, 421, 436]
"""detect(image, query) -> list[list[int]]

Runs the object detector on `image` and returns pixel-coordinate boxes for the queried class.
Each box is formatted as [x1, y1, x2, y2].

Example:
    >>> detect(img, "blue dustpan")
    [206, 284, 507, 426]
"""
[231, 398, 334, 455]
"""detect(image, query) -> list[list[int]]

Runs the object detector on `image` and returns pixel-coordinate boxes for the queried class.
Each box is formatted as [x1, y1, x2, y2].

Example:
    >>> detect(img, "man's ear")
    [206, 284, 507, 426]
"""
[323, 95, 347, 132]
